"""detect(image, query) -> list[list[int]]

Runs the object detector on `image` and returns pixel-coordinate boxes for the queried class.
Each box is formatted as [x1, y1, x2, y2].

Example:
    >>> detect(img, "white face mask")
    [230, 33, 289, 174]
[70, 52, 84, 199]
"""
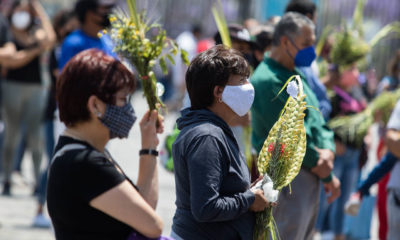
[221, 83, 255, 117]
[11, 11, 31, 30]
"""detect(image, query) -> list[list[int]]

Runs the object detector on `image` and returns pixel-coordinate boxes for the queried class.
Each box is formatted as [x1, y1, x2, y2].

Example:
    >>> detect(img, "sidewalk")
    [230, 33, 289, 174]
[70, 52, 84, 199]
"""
[0, 164, 54, 240]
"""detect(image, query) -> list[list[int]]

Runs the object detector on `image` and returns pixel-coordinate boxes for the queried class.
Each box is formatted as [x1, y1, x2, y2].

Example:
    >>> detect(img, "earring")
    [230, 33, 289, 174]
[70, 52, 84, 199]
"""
[94, 111, 102, 117]
[218, 98, 223, 103]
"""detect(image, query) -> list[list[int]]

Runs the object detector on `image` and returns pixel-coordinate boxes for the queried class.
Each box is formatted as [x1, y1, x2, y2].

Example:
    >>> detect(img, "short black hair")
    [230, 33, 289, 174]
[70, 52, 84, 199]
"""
[254, 25, 274, 51]
[186, 45, 250, 110]
[285, 0, 316, 18]
[75, 0, 98, 23]
[192, 24, 202, 35]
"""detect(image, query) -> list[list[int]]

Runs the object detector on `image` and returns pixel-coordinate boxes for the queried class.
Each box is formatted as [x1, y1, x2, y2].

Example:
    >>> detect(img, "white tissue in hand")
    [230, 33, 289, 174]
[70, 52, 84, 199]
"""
[250, 175, 279, 203]
[262, 181, 278, 203]
[259, 175, 278, 203]
[252, 180, 263, 190]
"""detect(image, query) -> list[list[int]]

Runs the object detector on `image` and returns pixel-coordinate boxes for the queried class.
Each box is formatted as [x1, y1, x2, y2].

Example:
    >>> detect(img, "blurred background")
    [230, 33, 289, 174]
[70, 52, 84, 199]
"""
[0, 0, 399, 239]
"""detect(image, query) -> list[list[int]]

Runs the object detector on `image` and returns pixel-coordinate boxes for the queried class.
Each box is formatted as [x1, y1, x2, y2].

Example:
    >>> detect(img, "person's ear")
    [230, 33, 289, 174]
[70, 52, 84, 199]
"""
[87, 95, 105, 118]
[281, 35, 289, 48]
[213, 85, 224, 103]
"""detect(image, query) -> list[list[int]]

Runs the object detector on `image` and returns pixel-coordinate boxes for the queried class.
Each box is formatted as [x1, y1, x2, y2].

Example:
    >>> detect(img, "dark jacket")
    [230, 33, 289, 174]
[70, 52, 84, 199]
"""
[172, 108, 255, 240]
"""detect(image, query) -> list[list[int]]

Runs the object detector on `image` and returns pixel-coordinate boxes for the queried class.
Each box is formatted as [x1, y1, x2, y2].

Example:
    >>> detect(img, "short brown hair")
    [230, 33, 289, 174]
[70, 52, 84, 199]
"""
[57, 49, 136, 126]
[186, 45, 250, 110]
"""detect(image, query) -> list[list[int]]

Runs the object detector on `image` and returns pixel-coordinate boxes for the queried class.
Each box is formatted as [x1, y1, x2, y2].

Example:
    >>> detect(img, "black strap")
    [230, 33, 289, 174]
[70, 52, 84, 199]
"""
[139, 149, 159, 157]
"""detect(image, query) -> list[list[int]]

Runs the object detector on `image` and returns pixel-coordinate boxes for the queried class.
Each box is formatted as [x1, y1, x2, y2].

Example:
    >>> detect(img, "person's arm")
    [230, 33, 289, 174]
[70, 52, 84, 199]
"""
[0, 42, 15, 61]
[187, 135, 262, 222]
[136, 110, 163, 209]
[303, 101, 336, 182]
[1, 45, 42, 69]
[90, 180, 163, 238]
[0, 14, 14, 61]
[31, 0, 56, 50]
[386, 129, 400, 158]
[357, 151, 398, 196]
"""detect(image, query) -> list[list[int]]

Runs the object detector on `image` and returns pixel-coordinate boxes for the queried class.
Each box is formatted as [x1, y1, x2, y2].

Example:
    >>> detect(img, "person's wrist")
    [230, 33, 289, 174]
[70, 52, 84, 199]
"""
[321, 172, 333, 183]
[141, 143, 157, 149]
[139, 148, 159, 157]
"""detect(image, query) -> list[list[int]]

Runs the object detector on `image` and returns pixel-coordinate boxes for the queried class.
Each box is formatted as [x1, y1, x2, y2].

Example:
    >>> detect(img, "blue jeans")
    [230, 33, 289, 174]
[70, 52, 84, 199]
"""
[316, 147, 360, 234]
[37, 120, 55, 205]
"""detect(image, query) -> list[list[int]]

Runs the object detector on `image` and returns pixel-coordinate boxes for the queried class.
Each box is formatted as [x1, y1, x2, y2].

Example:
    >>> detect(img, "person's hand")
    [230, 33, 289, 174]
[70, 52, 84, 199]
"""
[31, 0, 45, 17]
[316, 148, 335, 162]
[140, 110, 162, 149]
[323, 175, 341, 204]
[249, 189, 269, 212]
[156, 114, 164, 134]
[335, 140, 346, 156]
[250, 175, 263, 188]
[311, 148, 334, 179]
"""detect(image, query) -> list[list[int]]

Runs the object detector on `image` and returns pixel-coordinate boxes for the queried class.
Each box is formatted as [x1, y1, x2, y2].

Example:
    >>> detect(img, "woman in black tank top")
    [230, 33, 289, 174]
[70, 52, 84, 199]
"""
[0, 0, 56, 197]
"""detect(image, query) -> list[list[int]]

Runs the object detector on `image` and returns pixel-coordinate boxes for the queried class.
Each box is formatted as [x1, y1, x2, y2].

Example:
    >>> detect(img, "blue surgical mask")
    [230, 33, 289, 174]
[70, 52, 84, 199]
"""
[99, 103, 137, 139]
[287, 38, 316, 67]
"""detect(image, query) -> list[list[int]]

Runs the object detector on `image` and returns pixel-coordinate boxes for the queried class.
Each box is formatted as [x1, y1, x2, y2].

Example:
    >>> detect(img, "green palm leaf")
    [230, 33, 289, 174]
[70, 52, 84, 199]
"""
[211, 0, 232, 48]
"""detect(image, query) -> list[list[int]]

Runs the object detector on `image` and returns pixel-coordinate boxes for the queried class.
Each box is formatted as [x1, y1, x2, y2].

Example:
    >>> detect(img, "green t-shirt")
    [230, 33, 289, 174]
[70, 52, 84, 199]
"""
[251, 57, 335, 182]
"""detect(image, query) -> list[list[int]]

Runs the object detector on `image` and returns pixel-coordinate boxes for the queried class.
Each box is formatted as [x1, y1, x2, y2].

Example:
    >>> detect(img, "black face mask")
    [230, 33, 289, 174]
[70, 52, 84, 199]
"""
[244, 53, 260, 69]
[96, 5, 114, 28]
[97, 12, 111, 28]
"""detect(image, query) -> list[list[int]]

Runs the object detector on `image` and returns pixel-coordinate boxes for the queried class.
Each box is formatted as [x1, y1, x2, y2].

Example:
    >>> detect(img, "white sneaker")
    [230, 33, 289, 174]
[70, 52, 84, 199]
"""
[33, 214, 51, 228]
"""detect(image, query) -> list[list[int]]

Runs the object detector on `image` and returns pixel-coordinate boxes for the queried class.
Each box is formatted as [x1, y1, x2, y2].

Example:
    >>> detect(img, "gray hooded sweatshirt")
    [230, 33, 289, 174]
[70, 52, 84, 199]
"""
[172, 108, 255, 240]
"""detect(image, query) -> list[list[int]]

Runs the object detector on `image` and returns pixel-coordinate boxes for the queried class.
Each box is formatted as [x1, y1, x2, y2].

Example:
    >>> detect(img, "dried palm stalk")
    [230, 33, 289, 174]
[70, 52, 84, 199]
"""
[254, 75, 307, 240]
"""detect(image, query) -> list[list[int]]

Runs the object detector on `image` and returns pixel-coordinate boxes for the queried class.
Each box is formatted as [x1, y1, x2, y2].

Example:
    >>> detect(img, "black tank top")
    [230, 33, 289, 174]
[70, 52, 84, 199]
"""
[6, 37, 41, 84]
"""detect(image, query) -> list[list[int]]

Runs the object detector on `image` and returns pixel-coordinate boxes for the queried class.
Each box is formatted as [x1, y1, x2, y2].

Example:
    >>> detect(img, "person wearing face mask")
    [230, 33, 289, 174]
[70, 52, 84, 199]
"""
[214, 24, 258, 70]
[0, 12, 14, 173]
[251, 12, 341, 240]
[285, 0, 332, 121]
[170, 45, 270, 240]
[213, 24, 257, 156]
[58, 0, 117, 70]
[0, 0, 56, 196]
[47, 49, 168, 240]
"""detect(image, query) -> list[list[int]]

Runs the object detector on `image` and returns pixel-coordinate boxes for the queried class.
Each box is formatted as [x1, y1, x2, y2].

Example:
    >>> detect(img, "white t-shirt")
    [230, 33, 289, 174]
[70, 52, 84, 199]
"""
[387, 100, 400, 190]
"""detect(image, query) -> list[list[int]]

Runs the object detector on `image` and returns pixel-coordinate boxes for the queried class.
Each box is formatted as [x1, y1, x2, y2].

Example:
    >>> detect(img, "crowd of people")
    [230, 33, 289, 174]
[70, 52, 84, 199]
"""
[0, 0, 399, 239]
